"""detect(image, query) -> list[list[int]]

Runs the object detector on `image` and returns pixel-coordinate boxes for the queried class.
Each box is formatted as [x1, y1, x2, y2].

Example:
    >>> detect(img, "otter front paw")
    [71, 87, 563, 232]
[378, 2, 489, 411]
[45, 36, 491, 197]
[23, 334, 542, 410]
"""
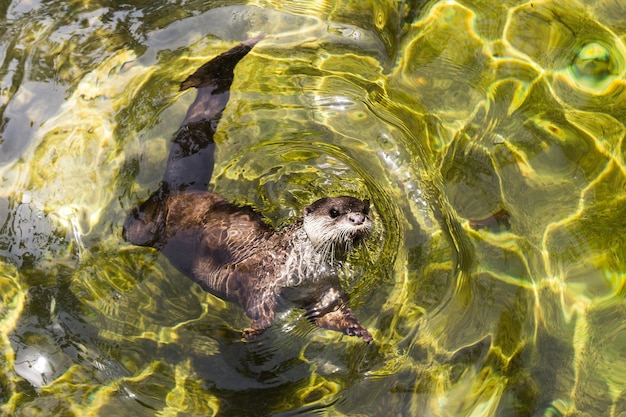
[311, 306, 373, 344]
[346, 324, 373, 344]
[242, 327, 264, 341]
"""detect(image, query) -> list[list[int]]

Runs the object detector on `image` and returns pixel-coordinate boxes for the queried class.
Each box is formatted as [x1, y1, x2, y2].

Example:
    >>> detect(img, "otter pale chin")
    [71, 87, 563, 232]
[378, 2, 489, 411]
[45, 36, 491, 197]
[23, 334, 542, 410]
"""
[123, 36, 374, 344]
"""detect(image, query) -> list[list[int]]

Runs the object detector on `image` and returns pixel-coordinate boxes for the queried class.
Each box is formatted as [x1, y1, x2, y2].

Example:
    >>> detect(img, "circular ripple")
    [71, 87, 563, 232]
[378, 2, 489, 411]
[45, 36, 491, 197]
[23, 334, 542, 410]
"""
[567, 41, 623, 93]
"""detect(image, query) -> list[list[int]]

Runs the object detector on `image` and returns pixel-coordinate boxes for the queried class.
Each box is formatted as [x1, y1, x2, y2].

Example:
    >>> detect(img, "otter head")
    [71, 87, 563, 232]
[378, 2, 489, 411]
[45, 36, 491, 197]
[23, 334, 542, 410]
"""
[302, 196, 372, 256]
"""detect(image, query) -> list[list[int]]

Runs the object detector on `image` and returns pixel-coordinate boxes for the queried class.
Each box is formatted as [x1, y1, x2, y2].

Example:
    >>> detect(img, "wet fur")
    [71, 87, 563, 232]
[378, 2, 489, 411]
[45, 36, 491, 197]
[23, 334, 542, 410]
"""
[123, 37, 373, 343]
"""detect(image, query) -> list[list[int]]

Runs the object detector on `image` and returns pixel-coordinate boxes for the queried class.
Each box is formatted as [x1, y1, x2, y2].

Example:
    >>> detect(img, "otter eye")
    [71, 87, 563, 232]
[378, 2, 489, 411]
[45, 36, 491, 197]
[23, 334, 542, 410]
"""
[329, 208, 340, 218]
[363, 199, 370, 214]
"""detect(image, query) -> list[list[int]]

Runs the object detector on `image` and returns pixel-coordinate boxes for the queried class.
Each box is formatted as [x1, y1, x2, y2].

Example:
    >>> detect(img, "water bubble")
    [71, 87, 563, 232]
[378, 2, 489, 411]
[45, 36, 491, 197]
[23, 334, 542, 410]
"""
[571, 42, 612, 80]
[567, 41, 622, 93]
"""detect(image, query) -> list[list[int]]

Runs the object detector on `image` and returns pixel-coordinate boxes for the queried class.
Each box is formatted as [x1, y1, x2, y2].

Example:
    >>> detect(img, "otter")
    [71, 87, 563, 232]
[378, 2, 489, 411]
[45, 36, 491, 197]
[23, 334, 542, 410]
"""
[123, 36, 373, 343]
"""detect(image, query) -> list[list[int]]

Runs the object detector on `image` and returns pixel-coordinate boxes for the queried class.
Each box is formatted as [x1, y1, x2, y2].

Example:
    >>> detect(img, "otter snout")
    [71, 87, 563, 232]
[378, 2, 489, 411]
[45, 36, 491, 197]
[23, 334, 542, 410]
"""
[348, 212, 366, 225]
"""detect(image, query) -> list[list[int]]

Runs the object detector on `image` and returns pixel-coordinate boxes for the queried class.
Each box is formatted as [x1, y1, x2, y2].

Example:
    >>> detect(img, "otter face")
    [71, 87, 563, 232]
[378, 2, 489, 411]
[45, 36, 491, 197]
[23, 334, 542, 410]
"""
[302, 196, 373, 254]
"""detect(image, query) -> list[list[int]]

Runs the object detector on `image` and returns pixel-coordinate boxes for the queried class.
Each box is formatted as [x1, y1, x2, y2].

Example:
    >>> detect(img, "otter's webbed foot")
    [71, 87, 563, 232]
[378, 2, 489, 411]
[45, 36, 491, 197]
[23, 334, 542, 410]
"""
[242, 287, 277, 341]
[242, 316, 274, 341]
[242, 325, 265, 341]
[305, 287, 373, 344]
[123, 185, 169, 248]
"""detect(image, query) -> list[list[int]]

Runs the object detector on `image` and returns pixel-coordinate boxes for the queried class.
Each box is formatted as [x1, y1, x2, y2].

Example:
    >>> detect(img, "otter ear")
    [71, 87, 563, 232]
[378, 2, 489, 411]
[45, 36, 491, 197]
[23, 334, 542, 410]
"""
[363, 199, 370, 213]
[304, 197, 328, 216]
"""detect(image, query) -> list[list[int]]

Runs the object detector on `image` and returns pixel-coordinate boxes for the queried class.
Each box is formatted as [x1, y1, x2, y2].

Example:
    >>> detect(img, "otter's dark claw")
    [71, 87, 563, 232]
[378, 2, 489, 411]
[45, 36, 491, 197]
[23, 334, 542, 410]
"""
[347, 324, 373, 344]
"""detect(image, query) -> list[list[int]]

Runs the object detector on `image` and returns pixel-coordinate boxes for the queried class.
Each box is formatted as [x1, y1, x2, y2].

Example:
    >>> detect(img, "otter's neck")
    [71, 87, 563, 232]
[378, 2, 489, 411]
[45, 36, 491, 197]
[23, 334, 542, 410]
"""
[275, 222, 340, 288]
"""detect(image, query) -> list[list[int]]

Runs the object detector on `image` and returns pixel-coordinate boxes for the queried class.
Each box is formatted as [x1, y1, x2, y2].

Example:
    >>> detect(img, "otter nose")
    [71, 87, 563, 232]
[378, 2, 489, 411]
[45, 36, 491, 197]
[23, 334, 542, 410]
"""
[348, 212, 366, 225]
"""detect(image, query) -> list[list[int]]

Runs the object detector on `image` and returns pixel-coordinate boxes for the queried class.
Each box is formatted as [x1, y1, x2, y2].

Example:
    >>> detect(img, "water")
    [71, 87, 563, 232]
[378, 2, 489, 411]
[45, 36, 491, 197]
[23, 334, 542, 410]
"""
[1, 0, 626, 415]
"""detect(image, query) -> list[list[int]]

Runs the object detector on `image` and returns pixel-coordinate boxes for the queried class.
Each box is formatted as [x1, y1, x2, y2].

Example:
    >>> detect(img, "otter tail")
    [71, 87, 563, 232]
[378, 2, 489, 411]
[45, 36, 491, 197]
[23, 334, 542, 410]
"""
[163, 34, 264, 192]
[124, 36, 263, 247]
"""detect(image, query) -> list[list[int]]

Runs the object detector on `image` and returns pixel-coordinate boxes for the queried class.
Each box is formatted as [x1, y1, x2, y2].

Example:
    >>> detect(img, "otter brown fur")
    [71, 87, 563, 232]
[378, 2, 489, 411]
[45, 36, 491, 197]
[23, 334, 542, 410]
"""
[123, 37, 373, 343]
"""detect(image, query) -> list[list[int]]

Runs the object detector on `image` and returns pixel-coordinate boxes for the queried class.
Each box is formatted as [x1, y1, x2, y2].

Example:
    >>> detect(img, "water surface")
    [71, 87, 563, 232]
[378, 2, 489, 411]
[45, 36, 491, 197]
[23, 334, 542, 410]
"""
[1, 0, 626, 416]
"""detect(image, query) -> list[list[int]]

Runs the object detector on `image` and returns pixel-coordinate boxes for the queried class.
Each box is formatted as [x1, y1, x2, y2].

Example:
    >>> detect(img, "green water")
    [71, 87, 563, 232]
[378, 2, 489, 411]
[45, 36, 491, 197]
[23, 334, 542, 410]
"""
[1, 0, 626, 415]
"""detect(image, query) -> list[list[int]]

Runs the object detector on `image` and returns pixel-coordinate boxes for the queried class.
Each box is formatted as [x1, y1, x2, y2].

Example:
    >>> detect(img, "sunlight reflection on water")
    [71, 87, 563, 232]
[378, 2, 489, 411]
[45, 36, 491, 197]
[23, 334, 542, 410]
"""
[1, 0, 626, 416]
